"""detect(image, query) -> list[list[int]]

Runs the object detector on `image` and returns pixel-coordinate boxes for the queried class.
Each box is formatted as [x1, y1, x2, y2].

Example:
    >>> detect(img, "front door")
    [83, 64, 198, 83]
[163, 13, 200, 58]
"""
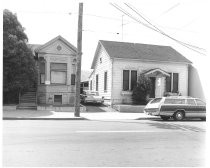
[150, 77, 156, 98]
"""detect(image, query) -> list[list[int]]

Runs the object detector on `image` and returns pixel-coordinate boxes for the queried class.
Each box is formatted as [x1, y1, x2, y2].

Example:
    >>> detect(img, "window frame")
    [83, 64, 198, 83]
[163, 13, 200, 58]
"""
[39, 62, 45, 84]
[104, 71, 108, 92]
[71, 74, 76, 85]
[122, 70, 137, 91]
[166, 72, 179, 93]
[50, 63, 67, 85]
[96, 74, 99, 91]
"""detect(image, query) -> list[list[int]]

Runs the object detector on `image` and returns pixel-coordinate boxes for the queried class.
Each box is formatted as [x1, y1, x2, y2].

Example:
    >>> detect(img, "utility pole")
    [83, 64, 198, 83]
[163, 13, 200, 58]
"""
[74, 3, 83, 117]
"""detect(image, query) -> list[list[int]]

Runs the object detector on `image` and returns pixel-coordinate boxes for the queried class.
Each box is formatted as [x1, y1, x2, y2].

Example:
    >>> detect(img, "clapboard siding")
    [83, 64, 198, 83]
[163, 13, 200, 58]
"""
[89, 45, 112, 99]
[112, 59, 188, 103]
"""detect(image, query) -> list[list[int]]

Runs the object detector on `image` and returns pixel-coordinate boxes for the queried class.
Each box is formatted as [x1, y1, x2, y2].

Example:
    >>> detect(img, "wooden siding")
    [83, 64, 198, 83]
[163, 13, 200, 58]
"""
[112, 59, 188, 104]
[89, 45, 112, 100]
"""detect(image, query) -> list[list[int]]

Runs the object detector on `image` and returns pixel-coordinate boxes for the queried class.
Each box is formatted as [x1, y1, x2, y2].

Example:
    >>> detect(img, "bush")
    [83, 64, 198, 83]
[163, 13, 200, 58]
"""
[132, 74, 152, 105]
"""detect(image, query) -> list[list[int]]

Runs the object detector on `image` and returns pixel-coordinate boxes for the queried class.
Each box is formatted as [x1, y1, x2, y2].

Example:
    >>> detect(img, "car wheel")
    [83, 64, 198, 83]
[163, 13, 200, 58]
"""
[173, 111, 185, 121]
[161, 116, 170, 121]
[200, 117, 206, 121]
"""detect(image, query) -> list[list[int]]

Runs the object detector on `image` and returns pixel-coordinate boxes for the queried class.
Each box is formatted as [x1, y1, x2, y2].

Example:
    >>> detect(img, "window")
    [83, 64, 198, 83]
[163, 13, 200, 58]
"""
[54, 95, 62, 105]
[123, 70, 129, 91]
[150, 98, 162, 104]
[123, 70, 137, 91]
[196, 99, 205, 106]
[71, 74, 75, 85]
[187, 99, 196, 105]
[100, 57, 102, 63]
[164, 98, 185, 104]
[131, 70, 137, 90]
[173, 73, 179, 93]
[104, 71, 107, 92]
[166, 73, 171, 92]
[84, 82, 89, 87]
[166, 73, 179, 93]
[96, 74, 99, 91]
[40, 62, 45, 84]
[90, 80, 92, 90]
[51, 63, 67, 84]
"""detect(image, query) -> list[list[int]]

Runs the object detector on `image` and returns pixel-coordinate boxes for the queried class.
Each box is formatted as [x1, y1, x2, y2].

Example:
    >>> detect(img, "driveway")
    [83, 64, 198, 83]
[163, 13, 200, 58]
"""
[82, 103, 117, 112]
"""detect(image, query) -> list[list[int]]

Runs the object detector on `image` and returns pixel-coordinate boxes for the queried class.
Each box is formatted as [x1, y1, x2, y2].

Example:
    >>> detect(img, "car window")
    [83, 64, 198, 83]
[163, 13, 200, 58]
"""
[150, 98, 162, 104]
[164, 99, 185, 104]
[195, 99, 205, 106]
[186, 99, 196, 105]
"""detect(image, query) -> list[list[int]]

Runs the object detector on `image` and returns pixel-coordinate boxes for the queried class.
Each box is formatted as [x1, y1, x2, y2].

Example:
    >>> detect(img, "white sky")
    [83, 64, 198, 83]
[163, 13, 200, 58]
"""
[2, 0, 208, 70]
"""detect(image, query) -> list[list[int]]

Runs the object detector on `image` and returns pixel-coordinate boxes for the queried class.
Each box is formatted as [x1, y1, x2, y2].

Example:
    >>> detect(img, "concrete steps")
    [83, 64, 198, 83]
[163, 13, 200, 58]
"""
[18, 89, 37, 110]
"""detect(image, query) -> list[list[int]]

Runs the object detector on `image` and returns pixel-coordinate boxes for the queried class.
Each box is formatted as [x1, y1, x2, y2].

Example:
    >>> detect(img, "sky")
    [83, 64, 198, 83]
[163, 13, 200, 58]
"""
[2, 0, 208, 71]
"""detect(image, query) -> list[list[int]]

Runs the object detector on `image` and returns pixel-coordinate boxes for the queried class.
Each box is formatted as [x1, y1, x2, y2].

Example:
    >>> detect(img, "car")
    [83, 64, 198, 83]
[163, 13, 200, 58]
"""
[80, 91, 104, 104]
[144, 96, 206, 121]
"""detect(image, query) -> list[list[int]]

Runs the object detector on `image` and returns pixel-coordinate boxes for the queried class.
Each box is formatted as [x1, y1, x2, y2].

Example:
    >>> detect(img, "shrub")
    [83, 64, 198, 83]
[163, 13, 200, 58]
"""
[132, 74, 152, 105]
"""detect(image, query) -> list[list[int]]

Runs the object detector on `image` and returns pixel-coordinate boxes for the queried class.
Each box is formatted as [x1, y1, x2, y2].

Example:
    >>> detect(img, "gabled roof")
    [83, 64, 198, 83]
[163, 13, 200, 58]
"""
[91, 40, 191, 69]
[143, 68, 170, 77]
[34, 35, 77, 53]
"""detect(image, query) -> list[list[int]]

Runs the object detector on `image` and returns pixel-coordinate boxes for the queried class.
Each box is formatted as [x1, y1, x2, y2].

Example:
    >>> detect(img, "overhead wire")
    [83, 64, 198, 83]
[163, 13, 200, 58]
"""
[125, 3, 206, 52]
[110, 3, 206, 55]
[123, 3, 206, 55]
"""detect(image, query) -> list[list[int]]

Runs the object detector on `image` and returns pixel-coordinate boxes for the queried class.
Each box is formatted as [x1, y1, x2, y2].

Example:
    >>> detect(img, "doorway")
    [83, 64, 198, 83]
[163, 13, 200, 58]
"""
[150, 77, 156, 98]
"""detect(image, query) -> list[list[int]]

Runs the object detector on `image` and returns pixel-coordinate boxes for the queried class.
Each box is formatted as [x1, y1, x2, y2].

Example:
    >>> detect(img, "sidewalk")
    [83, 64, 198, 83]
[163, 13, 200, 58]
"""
[3, 109, 159, 120]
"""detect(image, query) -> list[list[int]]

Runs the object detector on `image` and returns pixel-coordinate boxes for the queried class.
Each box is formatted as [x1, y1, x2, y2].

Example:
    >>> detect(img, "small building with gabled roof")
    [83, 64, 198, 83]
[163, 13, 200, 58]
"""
[89, 40, 192, 105]
[32, 35, 77, 106]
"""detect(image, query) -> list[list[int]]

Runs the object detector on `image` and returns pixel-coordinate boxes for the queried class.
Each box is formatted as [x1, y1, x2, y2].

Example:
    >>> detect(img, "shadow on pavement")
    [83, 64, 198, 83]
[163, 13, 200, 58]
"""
[3, 110, 54, 118]
[146, 121, 205, 132]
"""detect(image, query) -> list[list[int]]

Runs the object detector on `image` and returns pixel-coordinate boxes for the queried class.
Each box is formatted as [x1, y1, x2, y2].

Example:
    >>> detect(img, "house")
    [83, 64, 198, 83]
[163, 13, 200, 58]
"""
[20, 35, 77, 108]
[89, 40, 192, 105]
[80, 70, 92, 93]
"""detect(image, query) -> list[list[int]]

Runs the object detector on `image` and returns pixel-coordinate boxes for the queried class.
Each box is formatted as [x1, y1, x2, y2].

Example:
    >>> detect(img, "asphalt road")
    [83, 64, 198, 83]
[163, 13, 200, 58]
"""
[3, 119, 206, 167]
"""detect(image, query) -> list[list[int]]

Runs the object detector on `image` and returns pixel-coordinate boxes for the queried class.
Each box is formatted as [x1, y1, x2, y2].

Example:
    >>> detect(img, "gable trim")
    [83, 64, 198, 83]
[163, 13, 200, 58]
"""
[35, 35, 77, 54]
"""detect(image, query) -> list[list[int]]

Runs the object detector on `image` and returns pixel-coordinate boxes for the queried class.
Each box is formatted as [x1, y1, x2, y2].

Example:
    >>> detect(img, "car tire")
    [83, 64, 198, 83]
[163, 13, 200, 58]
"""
[200, 117, 206, 121]
[161, 116, 170, 121]
[173, 111, 185, 121]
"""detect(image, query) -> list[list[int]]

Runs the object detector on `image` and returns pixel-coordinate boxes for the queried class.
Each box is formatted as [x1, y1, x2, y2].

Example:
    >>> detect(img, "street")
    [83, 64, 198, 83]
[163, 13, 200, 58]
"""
[3, 118, 206, 167]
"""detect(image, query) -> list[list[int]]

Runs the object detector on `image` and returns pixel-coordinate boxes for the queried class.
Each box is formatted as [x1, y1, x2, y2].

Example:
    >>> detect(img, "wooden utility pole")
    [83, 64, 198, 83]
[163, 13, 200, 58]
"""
[74, 3, 83, 117]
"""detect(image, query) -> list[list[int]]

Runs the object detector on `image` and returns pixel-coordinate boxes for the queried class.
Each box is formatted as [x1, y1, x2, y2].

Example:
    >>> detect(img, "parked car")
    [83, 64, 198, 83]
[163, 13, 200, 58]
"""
[144, 96, 206, 121]
[80, 91, 104, 104]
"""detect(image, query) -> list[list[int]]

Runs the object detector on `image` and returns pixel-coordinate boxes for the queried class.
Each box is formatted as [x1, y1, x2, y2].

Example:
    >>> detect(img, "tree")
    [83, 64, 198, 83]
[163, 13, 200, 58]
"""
[3, 9, 37, 104]
[132, 74, 152, 105]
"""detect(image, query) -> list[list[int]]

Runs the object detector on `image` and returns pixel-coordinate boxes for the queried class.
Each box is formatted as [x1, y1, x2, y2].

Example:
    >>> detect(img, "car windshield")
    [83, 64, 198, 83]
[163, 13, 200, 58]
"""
[150, 98, 162, 104]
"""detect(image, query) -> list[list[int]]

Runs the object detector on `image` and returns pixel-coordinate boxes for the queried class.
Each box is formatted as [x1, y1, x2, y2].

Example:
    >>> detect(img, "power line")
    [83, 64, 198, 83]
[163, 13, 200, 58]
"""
[111, 3, 206, 55]
[125, 3, 206, 54]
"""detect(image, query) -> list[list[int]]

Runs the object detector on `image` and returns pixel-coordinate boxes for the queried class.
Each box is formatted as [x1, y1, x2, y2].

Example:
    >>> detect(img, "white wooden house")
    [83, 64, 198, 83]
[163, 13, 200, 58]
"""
[89, 40, 192, 105]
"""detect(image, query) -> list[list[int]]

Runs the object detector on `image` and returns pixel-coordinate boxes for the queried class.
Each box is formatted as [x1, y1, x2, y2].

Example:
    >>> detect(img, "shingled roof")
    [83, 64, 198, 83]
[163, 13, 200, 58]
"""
[91, 40, 191, 69]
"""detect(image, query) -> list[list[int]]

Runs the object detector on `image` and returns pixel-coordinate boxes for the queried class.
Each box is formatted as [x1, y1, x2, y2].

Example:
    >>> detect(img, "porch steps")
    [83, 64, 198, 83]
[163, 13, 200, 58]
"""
[17, 89, 37, 110]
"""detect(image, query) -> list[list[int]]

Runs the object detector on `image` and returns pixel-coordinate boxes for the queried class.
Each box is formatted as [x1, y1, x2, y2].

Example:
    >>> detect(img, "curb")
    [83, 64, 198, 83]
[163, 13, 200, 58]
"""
[3, 117, 88, 120]
[3, 117, 159, 120]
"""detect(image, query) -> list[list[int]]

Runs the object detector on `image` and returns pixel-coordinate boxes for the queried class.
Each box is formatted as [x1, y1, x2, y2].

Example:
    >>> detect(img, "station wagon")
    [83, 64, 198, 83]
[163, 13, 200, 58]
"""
[144, 96, 206, 121]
